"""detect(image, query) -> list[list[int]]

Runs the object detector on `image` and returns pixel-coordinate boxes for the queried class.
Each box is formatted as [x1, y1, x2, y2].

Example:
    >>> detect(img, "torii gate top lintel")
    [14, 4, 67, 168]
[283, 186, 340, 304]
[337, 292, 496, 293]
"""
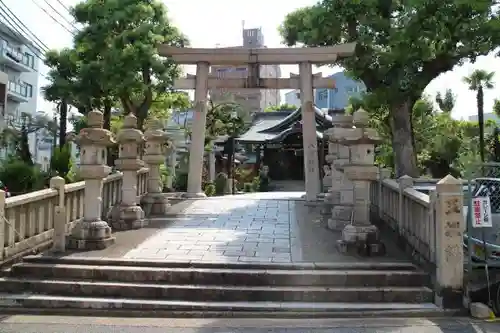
[158, 42, 356, 65]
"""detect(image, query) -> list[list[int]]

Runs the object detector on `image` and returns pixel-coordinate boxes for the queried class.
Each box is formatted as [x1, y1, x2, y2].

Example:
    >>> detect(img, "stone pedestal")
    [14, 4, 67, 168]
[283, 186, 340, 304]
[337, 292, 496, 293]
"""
[141, 118, 170, 216]
[324, 114, 355, 230]
[67, 110, 116, 250]
[108, 114, 146, 230]
[335, 109, 385, 256]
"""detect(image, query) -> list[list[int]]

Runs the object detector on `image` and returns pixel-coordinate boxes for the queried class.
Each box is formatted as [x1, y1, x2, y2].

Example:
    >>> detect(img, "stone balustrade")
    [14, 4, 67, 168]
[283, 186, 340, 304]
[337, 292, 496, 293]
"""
[370, 173, 466, 307]
[0, 168, 149, 264]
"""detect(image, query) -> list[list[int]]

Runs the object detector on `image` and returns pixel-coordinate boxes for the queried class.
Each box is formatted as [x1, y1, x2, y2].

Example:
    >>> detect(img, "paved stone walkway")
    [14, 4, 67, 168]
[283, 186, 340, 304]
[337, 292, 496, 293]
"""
[124, 196, 301, 263]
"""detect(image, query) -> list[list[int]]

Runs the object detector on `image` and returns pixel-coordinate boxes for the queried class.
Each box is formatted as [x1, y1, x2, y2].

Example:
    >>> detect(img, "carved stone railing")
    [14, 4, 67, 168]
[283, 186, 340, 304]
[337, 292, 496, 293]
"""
[370, 176, 437, 267]
[0, 168, 149, 264]
[370, 173, 466, 308]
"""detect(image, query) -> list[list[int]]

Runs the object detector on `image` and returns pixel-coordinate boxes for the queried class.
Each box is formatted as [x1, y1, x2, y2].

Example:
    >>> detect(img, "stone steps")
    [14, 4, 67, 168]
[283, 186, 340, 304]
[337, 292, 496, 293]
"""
[0, 278, 433, 303]
[10, 264, 429, 287]
[0, 256, 444, 317]
[0, 293, 451, 318]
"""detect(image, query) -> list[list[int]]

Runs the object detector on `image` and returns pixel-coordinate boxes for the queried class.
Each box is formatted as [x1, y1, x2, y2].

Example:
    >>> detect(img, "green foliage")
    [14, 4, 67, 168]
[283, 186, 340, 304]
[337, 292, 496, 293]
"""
[205, 101, 246, 142]
[50, 144, 73, 182]
[159, 163, 169, 191]
[435, 89, 456, 114]
[243, 183, 254, 193]
[214, 172, 228, 195]
[264, 104, 298, 112]
[252, 176, 260, 192]
[280, 1, 500, 176]
[173, 172, 188, 191]
[70, 0, 188, 129]
[203, 182, 216, 197]
[0, 158, 45, 194]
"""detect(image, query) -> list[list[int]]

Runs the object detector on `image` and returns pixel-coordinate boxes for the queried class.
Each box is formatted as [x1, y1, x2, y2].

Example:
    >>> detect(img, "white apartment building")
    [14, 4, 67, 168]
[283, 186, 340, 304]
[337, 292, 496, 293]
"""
[210, 28, 281, 121]
[0, 22, 40, 162]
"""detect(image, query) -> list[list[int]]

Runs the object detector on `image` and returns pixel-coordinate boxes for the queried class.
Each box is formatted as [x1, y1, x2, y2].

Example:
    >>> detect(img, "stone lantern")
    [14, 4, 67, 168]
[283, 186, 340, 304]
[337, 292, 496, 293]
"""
[108, 114, 146, 230]
[141, 118, 170, 216]
[336, 108, 384, 255]
[323, 113, 354, 231]
[67, 110, 116, 250]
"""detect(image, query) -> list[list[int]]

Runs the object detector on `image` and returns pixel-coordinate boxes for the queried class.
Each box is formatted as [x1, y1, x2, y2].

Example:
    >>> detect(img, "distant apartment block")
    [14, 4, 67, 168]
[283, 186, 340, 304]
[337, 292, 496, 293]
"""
[315, 72, 366, 110]
[282, 72, 365, 111]
[468, 112, 500, 124]
[0, 21, 40, 162]
[210, 28, 281, 120]
[284, 90, 301, 108]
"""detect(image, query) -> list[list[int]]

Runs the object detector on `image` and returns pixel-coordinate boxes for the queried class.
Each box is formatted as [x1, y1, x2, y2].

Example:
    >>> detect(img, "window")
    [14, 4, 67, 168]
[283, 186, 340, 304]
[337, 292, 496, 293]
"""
[24, 53, 34, 68]
[25, 83, 33, 97]
[317, 90, 328, 100]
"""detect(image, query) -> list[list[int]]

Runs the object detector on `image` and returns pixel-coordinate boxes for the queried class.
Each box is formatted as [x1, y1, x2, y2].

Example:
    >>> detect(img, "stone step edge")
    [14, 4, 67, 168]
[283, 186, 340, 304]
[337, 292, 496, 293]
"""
[0, 293, 441, 312]
[12, 263, 428, 276]
[0, 278, 434, 293]
[22, 256, 419, 271]
[0, 306, 464, 319]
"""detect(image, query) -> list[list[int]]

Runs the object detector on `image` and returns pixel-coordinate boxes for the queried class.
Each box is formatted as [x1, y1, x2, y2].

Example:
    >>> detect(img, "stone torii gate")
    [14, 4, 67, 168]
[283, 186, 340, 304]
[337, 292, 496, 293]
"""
[158, 44, 356, 200]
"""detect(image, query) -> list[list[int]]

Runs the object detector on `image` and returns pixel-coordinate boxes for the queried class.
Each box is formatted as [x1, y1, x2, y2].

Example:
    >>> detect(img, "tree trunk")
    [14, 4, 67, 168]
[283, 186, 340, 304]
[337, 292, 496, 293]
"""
[58, 100, 68, 149]
[103, 100, 114, 166]
[136, 108, 148, 131]
[390, 100, 419, 178]
[103, 101, 112, 130]
[478, 87, 485, 163]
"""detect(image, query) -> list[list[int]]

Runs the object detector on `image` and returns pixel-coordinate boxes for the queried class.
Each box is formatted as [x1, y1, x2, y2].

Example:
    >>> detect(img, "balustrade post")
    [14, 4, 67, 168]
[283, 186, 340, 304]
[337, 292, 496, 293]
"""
[398, 175, 414, 236]
[377, 168, 391, 219]
[434, 175, 464, 309]
[50, 176, 66, 253]
[0, 190, 5, 260]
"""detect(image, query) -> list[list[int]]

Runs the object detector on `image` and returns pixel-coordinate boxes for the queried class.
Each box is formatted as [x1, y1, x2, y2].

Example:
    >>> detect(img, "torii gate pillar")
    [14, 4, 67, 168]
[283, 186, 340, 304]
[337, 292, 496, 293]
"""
[299, 62, 321, 200]
[186, 62, 209, 197]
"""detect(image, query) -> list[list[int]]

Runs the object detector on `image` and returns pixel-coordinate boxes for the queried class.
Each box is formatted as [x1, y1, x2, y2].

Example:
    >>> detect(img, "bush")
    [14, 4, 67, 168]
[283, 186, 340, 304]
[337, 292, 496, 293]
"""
[50, 144, 73, 182]
[173, 172, 188, 191]
[159, 163, 170, 190]
[214, 172, 228, 195]
[204, 182, 216, 196]
[0, 158, 45, 194]
[252, 176, 260, 191]
[243, 182, 253, 192]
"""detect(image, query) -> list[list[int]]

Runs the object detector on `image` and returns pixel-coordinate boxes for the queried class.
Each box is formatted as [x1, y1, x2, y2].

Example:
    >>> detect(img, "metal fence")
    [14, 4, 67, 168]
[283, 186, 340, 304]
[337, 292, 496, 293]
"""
[464, 162, 500, 271]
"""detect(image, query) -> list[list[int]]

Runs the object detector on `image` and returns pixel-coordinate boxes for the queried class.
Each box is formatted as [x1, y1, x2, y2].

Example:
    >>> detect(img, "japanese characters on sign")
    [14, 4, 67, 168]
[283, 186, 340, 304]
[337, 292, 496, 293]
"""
[472, 197, 493, 228]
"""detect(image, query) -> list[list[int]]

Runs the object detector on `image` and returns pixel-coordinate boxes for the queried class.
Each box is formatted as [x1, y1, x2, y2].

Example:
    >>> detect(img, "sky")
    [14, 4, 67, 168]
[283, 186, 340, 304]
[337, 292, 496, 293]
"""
[4, 0, 500, 120]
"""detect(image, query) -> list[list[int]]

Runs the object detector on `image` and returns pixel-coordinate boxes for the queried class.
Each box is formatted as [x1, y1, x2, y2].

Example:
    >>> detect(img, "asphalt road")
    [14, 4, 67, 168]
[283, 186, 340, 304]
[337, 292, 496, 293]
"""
[0, 316, 499, 333]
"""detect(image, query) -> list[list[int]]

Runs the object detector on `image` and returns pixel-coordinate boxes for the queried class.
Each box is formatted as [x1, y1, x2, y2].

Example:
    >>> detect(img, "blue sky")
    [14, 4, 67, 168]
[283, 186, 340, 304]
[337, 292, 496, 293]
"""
[5, 0, 500, 120]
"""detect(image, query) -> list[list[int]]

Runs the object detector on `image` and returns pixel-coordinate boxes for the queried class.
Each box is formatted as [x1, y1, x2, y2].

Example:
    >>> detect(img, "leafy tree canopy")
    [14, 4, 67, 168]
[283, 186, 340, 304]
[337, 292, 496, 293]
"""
[435, 89, 456, 114]
[70, 0, 188, 129]
[280, 0, 500, 176]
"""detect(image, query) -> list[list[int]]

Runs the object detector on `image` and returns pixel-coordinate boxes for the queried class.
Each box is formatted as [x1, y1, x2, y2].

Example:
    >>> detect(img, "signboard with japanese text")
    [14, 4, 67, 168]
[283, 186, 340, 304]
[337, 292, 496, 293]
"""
[472, 196, 493, 228]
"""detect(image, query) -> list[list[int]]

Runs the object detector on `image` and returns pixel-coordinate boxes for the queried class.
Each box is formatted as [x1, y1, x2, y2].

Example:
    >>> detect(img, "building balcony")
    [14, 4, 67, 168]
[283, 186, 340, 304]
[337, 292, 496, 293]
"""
[7, 81, 29, 103]
[0, 42, 34, 72]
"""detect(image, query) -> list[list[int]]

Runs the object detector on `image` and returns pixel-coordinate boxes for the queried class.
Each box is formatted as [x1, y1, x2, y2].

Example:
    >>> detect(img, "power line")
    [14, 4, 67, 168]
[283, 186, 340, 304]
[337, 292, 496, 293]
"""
[54, 0, 70, 13]
[41, 0, 79, 33]
[0, 4, 49, 77]
[29, 0, 75, 36]
[0, 9, 46, 64]
[0, 0, 48, 53]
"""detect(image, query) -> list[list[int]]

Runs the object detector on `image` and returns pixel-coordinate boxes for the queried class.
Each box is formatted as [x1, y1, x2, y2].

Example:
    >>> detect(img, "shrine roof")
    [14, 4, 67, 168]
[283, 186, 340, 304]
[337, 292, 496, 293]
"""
[237, 106, 331, 143]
